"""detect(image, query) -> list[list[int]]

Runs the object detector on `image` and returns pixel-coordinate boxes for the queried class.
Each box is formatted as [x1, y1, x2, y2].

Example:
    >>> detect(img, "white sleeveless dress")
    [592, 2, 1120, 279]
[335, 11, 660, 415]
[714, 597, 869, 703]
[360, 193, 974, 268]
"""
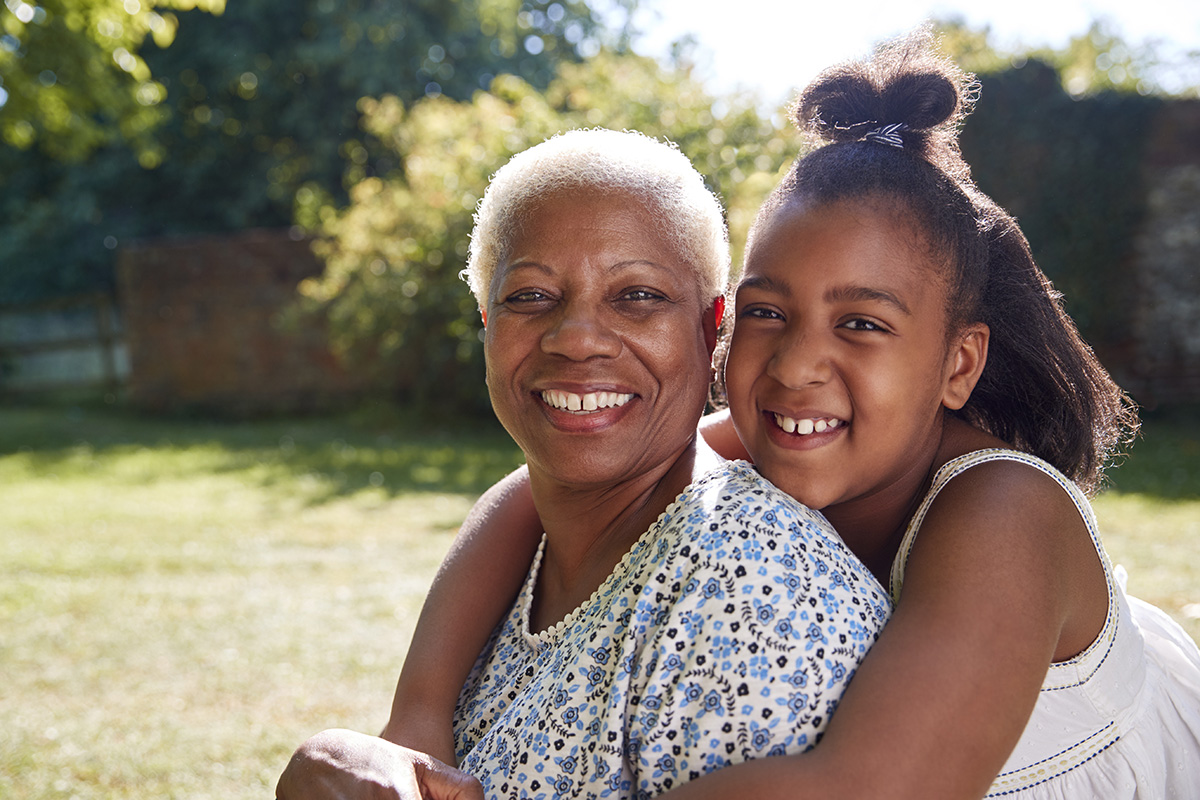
[889, 449, 1200, 798]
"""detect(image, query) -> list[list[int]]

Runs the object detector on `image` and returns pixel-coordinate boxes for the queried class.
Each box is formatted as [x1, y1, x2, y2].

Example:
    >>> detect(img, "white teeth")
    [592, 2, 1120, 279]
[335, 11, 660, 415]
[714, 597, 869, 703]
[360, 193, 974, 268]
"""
[541, 390, 634, 414]
[773, 413, 843, 436]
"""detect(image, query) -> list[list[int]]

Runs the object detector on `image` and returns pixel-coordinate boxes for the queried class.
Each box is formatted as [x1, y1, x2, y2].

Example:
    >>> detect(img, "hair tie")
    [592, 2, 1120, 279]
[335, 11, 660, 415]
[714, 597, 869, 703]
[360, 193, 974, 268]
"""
[862, 122, 907, 148]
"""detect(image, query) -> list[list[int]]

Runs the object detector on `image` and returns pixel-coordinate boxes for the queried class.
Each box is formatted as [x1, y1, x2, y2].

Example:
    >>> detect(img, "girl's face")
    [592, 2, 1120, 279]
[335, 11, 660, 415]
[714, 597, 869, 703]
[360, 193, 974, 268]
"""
[724, 197, 983, 512]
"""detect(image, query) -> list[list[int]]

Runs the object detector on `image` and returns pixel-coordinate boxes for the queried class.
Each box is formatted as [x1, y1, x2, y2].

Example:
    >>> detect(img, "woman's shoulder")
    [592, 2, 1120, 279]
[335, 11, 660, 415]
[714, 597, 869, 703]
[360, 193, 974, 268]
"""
[670, 459, 890, 614]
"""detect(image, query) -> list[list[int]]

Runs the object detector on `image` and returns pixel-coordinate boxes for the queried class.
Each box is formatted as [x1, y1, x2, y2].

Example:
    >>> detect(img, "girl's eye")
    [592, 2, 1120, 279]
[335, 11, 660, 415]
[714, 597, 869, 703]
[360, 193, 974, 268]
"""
[740, 306, 783, 321]
[842, 318, 885, 332]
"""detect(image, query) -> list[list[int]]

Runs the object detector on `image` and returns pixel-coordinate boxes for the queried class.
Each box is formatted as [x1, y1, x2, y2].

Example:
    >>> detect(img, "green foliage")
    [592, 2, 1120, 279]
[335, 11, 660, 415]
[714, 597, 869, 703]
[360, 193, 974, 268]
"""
[0, 0, 226, 161]
[0, 0, 621, 304]
[300, 51, 800, 413]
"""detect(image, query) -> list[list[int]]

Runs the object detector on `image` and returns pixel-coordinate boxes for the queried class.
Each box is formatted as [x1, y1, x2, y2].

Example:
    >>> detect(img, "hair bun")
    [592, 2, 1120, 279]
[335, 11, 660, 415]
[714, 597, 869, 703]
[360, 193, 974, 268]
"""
[790, 27, 978, 178]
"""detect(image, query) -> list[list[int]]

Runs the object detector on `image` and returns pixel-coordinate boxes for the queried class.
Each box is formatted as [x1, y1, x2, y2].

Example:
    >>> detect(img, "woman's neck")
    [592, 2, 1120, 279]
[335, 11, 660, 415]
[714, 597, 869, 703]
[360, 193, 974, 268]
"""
[526, 437, 722, 631]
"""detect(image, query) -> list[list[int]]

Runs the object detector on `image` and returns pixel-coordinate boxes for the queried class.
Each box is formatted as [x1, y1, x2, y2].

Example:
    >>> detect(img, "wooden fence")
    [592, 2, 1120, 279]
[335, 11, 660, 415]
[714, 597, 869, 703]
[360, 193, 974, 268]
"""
[0, 293, 128, 396]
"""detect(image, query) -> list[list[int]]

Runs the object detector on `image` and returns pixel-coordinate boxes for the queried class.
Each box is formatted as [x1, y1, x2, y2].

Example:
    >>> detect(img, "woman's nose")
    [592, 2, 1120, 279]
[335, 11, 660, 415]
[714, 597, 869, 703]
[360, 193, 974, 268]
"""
[540, 304, 622, 361]
[765, 330, 832, 389]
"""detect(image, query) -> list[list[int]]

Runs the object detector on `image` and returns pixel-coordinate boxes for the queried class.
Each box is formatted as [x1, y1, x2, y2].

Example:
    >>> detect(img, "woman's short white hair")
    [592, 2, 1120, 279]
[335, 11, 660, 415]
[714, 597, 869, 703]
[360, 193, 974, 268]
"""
[464, 129, 730, 307]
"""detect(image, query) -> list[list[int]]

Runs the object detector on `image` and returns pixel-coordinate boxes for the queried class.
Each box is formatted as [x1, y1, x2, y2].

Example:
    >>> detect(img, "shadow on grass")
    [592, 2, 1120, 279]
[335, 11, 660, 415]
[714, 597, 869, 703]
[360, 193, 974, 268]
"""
[0, 401, 526, 502]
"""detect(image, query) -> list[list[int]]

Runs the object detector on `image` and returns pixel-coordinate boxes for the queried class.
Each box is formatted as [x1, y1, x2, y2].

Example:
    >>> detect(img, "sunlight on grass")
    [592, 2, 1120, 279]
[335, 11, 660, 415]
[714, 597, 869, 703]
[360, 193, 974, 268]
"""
[0, 405, 523, 799]
[0, 404, 1196, 798]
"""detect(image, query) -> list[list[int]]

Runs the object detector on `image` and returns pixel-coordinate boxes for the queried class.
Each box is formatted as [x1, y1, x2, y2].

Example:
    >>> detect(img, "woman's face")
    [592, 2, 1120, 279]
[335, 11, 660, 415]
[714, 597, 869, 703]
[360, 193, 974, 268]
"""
[724, 198, 964, 512]
[485, 190, 719, 489]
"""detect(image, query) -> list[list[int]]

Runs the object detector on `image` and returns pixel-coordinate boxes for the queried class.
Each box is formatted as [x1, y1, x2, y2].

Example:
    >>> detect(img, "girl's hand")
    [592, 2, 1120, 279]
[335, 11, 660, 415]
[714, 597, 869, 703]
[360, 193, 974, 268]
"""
[276, 729, 483, 800]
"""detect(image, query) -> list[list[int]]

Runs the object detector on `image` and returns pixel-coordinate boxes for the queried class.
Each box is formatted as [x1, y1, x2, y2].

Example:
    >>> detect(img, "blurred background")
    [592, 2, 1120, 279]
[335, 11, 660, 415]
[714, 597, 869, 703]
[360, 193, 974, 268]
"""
[1, 1, 1198, 797]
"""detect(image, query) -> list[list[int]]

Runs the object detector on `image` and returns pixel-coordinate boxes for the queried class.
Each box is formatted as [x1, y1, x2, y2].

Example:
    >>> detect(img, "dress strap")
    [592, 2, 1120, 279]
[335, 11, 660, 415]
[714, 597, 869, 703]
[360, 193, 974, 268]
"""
[888, 448, 1110, 603]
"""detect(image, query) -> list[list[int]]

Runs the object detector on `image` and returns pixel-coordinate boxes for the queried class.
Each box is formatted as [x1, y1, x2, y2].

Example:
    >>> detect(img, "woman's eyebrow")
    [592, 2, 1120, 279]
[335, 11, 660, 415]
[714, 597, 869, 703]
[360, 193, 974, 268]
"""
[826, 284, 912, 315]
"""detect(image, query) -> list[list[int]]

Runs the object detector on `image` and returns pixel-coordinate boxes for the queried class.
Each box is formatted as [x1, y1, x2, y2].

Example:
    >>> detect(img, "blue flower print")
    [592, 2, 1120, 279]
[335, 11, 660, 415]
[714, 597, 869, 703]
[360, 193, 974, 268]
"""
[749, 722, 772, 751]
[775, 572, 803, 598]
[783, 691, 810, 722]
[783, 669, 809, 689]
[754, 598, 776, 624]
[701, 577, 723, 600]
[825, 659, 848, 688]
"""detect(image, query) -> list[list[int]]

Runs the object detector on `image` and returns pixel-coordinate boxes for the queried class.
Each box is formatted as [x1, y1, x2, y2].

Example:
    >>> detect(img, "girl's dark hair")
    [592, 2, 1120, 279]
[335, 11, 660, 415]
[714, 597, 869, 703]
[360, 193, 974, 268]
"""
[744, 28, 1139, 493]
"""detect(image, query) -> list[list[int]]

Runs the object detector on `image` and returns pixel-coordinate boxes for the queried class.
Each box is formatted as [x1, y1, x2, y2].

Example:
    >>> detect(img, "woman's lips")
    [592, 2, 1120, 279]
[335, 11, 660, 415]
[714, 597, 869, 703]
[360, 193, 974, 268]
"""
[540, 390, 635, 414]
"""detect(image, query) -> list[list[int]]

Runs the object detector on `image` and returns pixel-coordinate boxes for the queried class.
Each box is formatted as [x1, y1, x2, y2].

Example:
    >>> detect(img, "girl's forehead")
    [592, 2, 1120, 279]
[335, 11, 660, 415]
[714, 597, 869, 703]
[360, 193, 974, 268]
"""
[743, 197, 942, 278]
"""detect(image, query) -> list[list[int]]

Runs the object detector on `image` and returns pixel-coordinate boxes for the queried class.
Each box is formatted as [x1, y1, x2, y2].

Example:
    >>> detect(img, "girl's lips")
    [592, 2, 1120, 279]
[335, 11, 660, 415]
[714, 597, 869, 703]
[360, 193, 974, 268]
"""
[771, 412, 845, 436]
[762, 410, 847, 449]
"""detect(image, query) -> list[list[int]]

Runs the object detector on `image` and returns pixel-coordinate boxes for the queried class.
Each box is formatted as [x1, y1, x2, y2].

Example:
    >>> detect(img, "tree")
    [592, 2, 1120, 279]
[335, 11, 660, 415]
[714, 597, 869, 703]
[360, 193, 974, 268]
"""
[0, 0, 226, 162]
[0, 0, 628, 304]
[298, 50, 801, 413]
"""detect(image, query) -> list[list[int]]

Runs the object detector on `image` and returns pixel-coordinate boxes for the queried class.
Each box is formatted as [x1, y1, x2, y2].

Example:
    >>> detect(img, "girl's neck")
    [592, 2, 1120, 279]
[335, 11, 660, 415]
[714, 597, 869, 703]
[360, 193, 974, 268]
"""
[526, 437, 722, 631]
[821, 416, 1008, 584]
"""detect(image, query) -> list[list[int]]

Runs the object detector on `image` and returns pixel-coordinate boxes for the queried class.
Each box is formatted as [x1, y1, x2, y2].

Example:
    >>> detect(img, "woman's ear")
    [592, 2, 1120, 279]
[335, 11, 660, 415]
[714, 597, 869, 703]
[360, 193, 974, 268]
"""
[942, 323, 989, 410]
[703, 296, 724, 356]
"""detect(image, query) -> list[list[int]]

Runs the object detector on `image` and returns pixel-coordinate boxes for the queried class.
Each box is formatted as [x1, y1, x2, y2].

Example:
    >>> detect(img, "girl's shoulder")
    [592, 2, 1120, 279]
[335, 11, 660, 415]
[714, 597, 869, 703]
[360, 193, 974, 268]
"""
[891, 441, 1102, 604]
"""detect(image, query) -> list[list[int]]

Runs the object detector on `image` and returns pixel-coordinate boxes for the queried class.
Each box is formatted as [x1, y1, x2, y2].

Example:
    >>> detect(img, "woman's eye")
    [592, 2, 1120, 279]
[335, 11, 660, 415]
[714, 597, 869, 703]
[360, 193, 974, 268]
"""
[506, 290, 551, 304]
[618, 288, 665, 302]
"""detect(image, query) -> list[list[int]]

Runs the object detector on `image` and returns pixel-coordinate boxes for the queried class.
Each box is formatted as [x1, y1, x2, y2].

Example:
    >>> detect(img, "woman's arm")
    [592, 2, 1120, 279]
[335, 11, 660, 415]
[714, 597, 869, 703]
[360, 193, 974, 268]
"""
[697, 409, 751, 462]
[381, 464, 542, 762]
[657, 460, 1097, 799]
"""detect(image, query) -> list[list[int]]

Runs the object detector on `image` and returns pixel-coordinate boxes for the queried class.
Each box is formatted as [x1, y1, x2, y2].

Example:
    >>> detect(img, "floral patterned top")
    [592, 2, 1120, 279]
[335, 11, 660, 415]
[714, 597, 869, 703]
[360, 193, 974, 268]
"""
[453, 460, 891, 799]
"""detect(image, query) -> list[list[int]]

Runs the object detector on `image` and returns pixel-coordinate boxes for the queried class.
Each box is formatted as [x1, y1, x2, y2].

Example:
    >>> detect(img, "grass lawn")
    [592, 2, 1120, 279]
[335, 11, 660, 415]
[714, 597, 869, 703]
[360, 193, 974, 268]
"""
[1, 402, 1197, 799]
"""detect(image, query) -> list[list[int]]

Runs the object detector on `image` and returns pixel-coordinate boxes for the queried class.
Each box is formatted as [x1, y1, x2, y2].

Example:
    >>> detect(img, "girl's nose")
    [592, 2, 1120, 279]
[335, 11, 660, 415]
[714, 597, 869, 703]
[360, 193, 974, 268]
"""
[765, 330, 832, 389]
[540, 305, 622, 361]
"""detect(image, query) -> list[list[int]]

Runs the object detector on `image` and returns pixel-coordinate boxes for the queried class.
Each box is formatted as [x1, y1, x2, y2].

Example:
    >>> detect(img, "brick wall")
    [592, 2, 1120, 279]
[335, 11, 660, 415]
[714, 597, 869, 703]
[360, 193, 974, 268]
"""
[117, 229, 368, 414]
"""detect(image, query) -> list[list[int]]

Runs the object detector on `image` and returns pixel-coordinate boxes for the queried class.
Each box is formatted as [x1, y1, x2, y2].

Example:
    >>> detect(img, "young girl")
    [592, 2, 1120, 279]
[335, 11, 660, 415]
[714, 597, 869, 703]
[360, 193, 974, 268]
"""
[379, 33, 1200, 799]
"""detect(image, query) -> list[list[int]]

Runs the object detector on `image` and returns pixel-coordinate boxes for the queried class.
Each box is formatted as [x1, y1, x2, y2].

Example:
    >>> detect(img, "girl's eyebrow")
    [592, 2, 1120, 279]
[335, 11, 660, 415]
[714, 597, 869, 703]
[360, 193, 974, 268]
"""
[737, 274, 790, 294]
[739, 275, 911, 316]
[827, 285, 912, 315]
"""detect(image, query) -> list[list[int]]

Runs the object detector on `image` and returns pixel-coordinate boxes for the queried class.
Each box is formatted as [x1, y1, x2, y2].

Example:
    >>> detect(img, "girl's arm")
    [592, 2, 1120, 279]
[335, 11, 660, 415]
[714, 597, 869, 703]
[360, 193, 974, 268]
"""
[658, 460, 1102, 799]
[381, 464, 542, 763]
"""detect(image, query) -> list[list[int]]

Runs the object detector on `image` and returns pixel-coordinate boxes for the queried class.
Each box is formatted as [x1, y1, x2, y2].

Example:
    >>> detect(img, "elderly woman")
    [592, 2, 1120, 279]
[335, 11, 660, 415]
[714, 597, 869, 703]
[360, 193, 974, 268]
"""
[278, 129, 888, 799]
